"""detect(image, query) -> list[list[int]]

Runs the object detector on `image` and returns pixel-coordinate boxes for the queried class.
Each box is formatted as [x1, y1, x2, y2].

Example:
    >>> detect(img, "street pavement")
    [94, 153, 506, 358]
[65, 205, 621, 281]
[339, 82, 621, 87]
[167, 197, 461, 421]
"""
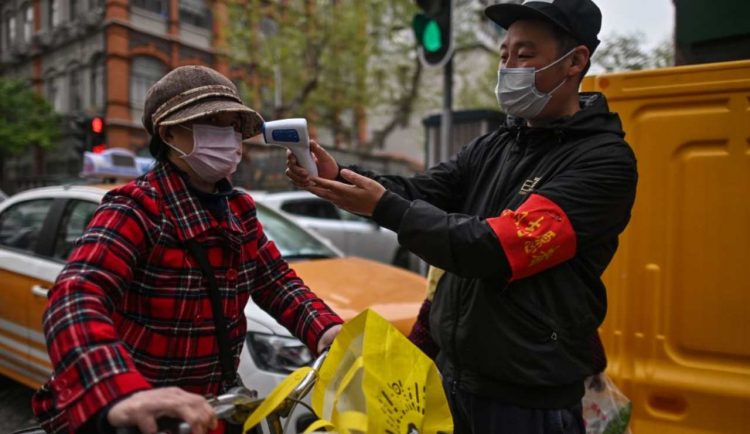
[0, 376, 36, 432]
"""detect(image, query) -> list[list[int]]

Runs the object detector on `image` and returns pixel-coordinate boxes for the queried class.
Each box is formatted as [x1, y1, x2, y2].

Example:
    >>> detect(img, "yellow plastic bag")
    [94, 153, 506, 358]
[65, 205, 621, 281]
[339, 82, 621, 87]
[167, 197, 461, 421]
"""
[307, 309, 453, 434]
[243, 366, 313, 432]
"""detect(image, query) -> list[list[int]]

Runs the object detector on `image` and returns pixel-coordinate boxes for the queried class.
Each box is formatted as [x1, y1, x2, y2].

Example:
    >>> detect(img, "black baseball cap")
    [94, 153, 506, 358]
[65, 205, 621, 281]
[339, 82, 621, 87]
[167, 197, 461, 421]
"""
[485, 0, 602, 55]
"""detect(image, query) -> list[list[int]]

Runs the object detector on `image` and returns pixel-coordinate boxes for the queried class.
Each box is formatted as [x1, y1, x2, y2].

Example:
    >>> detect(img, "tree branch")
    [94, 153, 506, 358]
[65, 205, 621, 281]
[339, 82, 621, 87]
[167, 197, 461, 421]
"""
[276, 34, 329, 115]
[366, 58, 423, 150]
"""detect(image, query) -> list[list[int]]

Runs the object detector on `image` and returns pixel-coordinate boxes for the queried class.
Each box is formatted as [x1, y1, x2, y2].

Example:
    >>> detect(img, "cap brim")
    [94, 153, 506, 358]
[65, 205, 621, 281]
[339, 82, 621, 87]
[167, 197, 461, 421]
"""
[485, 3, 573, 35]
[157, 97, 265, 139]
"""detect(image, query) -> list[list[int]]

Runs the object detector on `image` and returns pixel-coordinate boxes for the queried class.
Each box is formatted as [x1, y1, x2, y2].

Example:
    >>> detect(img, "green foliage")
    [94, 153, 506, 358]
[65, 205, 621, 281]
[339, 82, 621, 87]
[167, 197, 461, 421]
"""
[593, 33, 675, 73]
[0, 78, 61, 156]
[455, 52, 498, 110]
[224, 0, 504, 149]
[225, 0, 421, 148]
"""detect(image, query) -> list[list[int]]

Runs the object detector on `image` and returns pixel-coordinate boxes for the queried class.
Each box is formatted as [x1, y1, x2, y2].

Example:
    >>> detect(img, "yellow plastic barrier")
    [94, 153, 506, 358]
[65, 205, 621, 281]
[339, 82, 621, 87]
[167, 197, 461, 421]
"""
[582, 60, 750, 434]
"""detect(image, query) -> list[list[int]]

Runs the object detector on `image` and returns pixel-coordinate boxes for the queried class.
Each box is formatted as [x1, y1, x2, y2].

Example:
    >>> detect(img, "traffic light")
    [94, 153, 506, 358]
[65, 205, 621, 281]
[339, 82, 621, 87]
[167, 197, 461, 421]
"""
[412, 0, 453, 67]
[87, 116, 107, 153]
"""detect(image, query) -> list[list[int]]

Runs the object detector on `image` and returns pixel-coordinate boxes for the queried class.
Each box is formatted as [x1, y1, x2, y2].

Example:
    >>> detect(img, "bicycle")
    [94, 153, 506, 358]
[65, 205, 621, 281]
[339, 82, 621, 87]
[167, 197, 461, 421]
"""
[11, 349, 328, 434]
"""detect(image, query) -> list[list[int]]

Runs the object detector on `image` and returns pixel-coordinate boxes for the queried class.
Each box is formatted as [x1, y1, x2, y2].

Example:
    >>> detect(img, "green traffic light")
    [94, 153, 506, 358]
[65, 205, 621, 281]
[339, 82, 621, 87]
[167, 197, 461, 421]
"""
[423, 20, 443, 52]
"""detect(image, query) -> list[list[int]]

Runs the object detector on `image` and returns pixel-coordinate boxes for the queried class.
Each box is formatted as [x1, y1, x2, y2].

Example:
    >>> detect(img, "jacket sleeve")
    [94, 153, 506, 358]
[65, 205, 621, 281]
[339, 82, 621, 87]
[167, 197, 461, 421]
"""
[346, 135, 485, 213]
[372, 141, 637, 281]
[249, 219, 343, 354]
[487, 142, 637, 280]
[33, 188, 156, 432]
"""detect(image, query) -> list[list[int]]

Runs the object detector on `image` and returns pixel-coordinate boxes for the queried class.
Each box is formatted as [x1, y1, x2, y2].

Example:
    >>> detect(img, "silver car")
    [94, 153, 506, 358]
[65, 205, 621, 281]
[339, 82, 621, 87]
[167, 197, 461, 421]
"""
[253, 190, 420, 271]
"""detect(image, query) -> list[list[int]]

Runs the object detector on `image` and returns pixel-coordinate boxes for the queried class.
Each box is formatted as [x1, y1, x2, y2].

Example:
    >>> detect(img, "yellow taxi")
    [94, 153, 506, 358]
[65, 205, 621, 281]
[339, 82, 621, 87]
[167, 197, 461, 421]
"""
[0, 178, 426, 394]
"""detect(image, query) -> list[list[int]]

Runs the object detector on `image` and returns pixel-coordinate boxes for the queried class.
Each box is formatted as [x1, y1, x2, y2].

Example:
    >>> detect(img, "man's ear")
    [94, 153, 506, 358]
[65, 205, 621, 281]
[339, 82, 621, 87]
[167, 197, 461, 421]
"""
[568, 45, 590, 78]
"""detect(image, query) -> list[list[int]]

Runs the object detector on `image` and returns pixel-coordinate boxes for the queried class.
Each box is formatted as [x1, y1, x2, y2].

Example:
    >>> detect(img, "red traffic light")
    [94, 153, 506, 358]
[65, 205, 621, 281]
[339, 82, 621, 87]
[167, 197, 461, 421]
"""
[91, 117, 104, 134]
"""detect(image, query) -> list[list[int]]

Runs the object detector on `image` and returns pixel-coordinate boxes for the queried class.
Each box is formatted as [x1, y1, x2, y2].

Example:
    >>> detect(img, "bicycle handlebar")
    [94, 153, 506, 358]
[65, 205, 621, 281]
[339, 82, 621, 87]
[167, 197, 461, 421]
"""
[114, 348, 329, 434]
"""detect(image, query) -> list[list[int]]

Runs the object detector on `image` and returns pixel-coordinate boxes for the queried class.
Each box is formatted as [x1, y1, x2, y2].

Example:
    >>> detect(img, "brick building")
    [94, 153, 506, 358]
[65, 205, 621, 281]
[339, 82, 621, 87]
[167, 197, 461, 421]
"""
[0, 0, 237, 191]
[1, 0, 427, 192]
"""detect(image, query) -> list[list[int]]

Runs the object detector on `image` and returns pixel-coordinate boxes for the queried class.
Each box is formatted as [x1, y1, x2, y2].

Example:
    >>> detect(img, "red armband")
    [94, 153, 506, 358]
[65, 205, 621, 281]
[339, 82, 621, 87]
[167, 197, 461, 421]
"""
[486, 194, 576, 281]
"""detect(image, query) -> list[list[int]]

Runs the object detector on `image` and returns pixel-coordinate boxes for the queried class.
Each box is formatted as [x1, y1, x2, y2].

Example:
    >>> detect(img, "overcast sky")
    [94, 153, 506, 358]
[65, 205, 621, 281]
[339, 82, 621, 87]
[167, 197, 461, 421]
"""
[596, 0, 675, 49]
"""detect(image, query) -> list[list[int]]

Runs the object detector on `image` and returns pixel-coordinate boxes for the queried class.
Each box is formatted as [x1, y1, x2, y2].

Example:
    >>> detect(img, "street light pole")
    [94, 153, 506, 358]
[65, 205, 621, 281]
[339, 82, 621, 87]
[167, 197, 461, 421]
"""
[440, 56, 453, 163]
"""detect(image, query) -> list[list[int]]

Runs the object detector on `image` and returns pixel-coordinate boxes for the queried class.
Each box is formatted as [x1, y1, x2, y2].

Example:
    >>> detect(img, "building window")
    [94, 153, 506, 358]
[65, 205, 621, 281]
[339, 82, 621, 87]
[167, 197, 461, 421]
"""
[180, 0, 211, 29]
[69, 66, 82, 111]
[46, 72, 62, 111]
[23, 5, 33, 43]
[49, 0, 60, 28]
[7, 14, 16, 46]
[131, 0, 167, 16]
[90, 55, 104, 108]
[130, 56, 166, 119]
[70, 0, 77, 19]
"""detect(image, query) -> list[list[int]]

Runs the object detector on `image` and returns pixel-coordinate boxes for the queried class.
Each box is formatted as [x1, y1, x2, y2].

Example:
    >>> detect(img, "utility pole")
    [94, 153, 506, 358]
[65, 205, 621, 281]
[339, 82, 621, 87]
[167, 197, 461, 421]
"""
[440, 57, 453, 163]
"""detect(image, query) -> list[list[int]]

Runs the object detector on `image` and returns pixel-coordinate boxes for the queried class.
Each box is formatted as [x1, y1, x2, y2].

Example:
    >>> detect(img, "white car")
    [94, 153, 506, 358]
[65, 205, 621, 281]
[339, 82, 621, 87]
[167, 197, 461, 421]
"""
[254, 190, 422, 271]
[0, 183, 426, 432]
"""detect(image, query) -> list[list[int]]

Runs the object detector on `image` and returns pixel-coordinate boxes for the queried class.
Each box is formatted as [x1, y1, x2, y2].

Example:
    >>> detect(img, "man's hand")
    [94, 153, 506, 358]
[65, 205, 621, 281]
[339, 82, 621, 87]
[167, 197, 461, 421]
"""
[304, 169, 386, 217]
[317, 324, 342, 354]
[107, 387, 217, 434]
[286, 140, 339, 186]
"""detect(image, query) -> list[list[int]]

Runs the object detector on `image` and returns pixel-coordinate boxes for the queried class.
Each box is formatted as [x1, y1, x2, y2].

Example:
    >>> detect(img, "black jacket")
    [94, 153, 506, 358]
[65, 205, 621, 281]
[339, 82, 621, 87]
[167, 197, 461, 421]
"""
[359, 92, 637, 408]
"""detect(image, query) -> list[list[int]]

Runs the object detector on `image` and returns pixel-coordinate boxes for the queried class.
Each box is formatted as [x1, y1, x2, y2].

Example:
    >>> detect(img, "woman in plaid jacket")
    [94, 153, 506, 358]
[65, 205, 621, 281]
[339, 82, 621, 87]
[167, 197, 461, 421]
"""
[31, 66, 343, 434]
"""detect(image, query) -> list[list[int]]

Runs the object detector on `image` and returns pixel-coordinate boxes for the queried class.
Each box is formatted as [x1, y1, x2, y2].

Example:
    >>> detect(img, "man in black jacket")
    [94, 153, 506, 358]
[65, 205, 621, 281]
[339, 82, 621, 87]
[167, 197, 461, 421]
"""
[286, 1, 637, 432]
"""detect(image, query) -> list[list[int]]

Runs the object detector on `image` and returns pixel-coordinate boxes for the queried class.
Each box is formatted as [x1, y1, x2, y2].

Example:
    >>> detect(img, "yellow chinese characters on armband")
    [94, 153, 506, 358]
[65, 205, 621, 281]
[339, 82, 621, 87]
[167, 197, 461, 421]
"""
[486, 194, 577, 281]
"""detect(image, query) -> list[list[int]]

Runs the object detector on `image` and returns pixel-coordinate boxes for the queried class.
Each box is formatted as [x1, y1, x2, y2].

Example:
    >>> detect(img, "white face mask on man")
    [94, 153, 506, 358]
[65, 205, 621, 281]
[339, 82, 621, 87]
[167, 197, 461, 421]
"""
[166, 124, 243, 184]
[495, 48, 576, 120]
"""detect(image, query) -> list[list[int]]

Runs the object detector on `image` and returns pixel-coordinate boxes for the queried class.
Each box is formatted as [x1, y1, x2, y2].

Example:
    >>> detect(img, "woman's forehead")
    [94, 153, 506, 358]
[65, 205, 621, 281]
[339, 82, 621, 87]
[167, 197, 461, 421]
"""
[194, 111, 240, 123]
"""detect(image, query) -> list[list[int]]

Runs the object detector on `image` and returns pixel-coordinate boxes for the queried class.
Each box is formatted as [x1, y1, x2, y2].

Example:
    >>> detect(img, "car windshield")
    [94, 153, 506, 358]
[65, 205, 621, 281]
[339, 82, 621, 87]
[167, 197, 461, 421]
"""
[255, 202, 337, 260]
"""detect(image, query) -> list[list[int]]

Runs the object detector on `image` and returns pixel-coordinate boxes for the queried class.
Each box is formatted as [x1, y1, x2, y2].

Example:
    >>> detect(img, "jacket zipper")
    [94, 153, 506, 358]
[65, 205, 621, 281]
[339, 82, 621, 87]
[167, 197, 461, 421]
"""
[450, 280, 461, 391]
[449, 130, 524, 390]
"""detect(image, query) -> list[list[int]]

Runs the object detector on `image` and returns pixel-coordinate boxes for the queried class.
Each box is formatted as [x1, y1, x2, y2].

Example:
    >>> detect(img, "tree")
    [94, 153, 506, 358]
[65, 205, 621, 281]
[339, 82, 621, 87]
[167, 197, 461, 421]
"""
[0, 78, 61, 188]
[593, 33, 675, 73]
[224, 0, 503, 151]
[225, 0, 419, 150]
[650, 39, 675, 69]
[0, 78, 61, 156]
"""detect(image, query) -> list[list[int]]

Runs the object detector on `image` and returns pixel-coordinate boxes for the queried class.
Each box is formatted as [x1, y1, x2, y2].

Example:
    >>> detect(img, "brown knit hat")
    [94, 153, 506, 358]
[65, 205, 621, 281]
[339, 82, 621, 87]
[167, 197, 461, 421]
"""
[143, 65, 264, 157]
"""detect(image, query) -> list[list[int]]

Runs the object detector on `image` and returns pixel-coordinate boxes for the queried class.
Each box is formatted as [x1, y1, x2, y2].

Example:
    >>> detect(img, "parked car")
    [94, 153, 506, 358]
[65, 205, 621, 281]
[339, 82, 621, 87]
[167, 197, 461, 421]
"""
[0, 189, 7, 203]
[0, 183, 426, 431]
[254, 190, 421, 271]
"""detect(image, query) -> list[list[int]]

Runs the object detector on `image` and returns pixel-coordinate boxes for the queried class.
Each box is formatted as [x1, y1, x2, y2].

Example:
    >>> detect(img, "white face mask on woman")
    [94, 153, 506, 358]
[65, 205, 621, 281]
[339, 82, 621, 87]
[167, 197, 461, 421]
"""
[495, 48, 576, 120]
[166, 124, 243, 183]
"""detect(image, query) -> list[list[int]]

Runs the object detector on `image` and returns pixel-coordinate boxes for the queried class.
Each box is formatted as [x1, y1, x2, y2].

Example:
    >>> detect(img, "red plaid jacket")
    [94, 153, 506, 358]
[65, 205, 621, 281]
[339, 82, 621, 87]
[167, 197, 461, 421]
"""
[31, 161, 343, 433]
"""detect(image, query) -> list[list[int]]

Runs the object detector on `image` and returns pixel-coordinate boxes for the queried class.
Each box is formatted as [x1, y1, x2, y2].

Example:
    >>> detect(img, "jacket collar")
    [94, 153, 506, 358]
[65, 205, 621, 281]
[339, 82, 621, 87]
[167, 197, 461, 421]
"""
[150, 160, 244, 242]
[502, 92, 625, 141]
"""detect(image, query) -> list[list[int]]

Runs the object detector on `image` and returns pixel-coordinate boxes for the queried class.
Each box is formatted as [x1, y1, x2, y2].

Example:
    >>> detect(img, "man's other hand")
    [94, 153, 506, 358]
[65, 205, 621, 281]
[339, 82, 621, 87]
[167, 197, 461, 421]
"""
[304, 169, 386, 217]
[286, 140, 339, 186]
[107, 387, 217, 434]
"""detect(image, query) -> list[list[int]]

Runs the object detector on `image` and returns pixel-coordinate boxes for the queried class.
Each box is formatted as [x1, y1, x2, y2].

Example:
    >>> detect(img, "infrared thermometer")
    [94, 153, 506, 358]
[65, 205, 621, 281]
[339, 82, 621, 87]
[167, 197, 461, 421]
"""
[262, 118, 318, 178]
